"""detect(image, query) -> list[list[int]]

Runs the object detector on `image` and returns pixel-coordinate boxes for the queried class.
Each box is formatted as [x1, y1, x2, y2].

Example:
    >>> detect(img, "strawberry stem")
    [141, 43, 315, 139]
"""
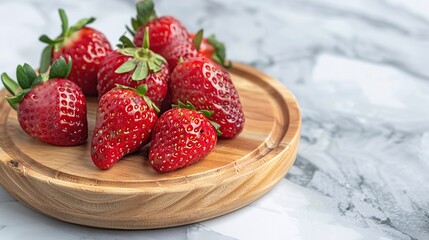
[143, 27, 150, 49]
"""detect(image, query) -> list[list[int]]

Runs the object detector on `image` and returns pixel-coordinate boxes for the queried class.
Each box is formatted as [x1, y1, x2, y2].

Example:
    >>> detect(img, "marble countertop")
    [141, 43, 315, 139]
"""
[1, 0, 428, 239]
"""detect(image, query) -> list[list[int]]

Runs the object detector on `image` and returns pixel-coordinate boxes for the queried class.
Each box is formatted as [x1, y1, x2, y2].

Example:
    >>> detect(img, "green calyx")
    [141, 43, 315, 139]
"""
[116, 34, 137, 49]
[39, 9, 95, 73]
[116, 27, 166, 81]
[127, 0, 157, 36]
[172, 101, 223, 136]
[115, 84, 160, 113]
[207, 34, 232, 69]
[193, 29, 204, 52]
[1, 57, 72, 110]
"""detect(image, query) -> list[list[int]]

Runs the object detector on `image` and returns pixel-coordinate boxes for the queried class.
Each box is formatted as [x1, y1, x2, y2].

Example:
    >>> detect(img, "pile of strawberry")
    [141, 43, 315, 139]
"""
[1, 0, 244, 173]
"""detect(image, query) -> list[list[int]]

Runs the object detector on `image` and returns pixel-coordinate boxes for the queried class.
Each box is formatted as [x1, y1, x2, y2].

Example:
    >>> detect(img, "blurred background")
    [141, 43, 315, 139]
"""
[0, 0, 428, 239]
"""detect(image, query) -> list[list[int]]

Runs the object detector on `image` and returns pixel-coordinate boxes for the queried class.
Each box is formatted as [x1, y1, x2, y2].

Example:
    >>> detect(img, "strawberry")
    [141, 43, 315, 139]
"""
[39, 9, 112, 96]
[1, 57, 88, 146]
[129, 0, 189, 55]
[97, 29, 169, 107]
[170, 56, 244, 138]
[91, 84, 159, 170]
[190, 32, 232, 68]
[160, 39, 199, 72]
[156, 30, 204, 112]
[149, 101, 220, 173]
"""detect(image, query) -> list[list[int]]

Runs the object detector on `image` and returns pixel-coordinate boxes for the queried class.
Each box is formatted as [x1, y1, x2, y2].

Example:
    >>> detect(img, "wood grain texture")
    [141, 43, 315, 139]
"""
[0, 63, 301, 229]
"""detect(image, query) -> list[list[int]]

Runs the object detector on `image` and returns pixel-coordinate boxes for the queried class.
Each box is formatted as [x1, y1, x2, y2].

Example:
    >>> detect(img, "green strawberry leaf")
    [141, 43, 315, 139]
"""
[70, 17, 96, 32]
[119, 48, 137, 57]
[209, 120, 223, 136]
[130, 18, 140, 33]
[2, 61, 50, 111]
[31, 75, 48, 87]
[49, 56, 72, 79]
[135, 0, 157, 28]
[5, 89, 30, 110]
[148, 55, 165, 72]
[193, 29, 204, 51]
[16, 65, 32, 89]
[173, 101, 196, 110]
[39, 45, 53, 74]
[59, 9, 69, 36]
[199, 110, 214, 119]
[23, 64, 37, 82]
[118, 35, 136, 49]
[147, 60, 157, 72]
[207, 34, 232, 69]
[144, 95, 160, 113]
[136, 84, 148, 95]
[153, 55, 165, 65]
[150, 53, 166, 71]
[116, 84, 160, 113]
[15, 63, 38, 90]
[126, 24, 136, 37]
[6, 96, 20, 111]
[115, 59, 137, 74]
[39, 35, 56, 44]
[147, 57, 162, 73]
[173, 101, 222, 136]
[132, 62, 149, 81]
[1, 73, 19, 96]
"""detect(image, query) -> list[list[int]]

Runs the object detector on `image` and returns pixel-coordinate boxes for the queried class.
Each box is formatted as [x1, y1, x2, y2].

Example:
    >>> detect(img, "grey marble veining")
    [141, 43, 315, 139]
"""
[0, 0, 428, 239]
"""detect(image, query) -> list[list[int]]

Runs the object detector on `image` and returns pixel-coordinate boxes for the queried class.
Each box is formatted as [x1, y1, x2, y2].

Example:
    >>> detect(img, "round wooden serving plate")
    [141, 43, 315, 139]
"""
[0, 63, 301, 229]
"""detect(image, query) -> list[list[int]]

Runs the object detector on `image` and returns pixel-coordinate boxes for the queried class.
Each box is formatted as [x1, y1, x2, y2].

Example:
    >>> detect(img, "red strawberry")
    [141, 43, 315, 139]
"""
[1, 57, 88, 146]
[158, 87, 173, 114]
[160, 39, 199, 72]
[156, 38, 200, 113]
[170, 56, 244, 138]
[91, 84, 158, 170]
[190, 32, 232, 68]
[134, 16, 189, 54]
[129, 0, 189, 54]
[97, 29, 169, 107]
[149, 101, 219, 172]
[39, 9, 112, 96]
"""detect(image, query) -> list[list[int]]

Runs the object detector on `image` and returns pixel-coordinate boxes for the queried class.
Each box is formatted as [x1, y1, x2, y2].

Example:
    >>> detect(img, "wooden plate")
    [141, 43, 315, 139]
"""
[0, 63, 301, 229]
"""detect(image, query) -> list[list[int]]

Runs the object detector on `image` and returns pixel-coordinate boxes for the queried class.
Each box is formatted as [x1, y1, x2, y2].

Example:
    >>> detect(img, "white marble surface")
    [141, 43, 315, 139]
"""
[1, 0, 428, 239]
